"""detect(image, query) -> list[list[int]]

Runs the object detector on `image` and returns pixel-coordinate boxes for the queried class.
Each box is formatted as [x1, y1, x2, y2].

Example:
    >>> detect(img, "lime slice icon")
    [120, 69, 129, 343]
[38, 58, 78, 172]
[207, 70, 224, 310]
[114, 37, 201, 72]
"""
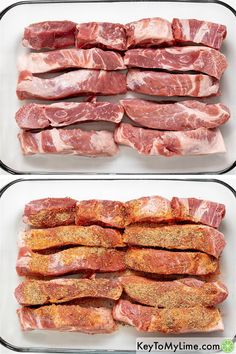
[221, 339, 235, 353]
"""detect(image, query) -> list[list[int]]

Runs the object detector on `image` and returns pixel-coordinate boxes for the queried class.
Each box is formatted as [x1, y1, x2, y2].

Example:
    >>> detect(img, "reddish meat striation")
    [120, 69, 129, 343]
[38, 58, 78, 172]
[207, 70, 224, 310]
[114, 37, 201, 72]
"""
[15, 100, 124, 130]
[127, 69, 220, 97]
[18, 128, 118, 157]
[17, 70, 127, 100]
[120, 275, 228, 307]
[75, 200, 127, 228]
[16, 247, 126, 277]
[76, 22, 127, 50]
[120, 99, 230, 130]
[124, 46, 227, 79]
[23, 197, 76, 228]
[23, 21, 76, 50]
[15, 278, 123, 306]
[125, 196, 173, 224]
[19, 225, 124, 251]
[124, 224, 226, 258]
[172, 19, 227, 50]
[115, 123, 226, 157]
[113, 300, 223, 333]
[18, 48, 126, 74]
[125, 248, 218, 275]
[125, 18, 173, 48]
[17, 304, 117, 333]
[171, 197, 226, 228]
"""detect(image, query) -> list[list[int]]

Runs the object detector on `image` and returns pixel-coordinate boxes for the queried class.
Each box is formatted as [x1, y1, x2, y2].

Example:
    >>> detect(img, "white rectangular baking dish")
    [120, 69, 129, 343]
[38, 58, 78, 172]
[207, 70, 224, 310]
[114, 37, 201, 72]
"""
[0, 0, 235, 174]
[0, 178, 235, 352]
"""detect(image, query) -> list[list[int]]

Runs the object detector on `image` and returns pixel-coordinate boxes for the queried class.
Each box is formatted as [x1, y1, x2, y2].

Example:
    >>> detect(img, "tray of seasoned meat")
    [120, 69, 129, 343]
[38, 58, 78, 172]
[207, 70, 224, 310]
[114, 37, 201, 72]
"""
[0, 0, 235, 174]
[0, 178, 235, 352]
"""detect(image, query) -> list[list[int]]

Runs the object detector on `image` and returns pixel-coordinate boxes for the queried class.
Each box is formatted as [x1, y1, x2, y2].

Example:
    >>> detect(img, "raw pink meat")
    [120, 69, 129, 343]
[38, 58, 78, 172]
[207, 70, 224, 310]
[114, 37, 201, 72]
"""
[17, 305, 117, 333]
[18, 48, 126, 74]
[23, 21, 76, 50]
[124, 46, 227, 79]
[113, 300, 223, 333]
[17, 70, 127, 100]
[76, 22, 126, 50]
[171, 197, 226, 228]
[15, 100, 124, 130]
[120, 99, 230, 130]
[126, 17, 173, 48]
[18, 128, 118, 157]
[114, 123, 226, 157]
[127, 69, 219, 97]
[172, 19, 227, 50]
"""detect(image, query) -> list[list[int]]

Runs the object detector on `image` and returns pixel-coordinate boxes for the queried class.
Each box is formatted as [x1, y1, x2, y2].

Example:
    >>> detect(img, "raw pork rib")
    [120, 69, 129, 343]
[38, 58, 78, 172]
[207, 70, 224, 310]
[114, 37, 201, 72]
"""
[23, 197, 76, 228]
[17, 70, 127, 100]
[115, 123, 226, 157]
[18, 48, 126, 74]
[124, 224, 226, 258]
[125, 18, 173, 48]
[172, 197, 226, 228]
[113, 300, 223, 333]
[15, 278, 122, 306]
[16, 247, 126, 277]
[17, 304, 117, 333]
[18, 128, 118, 157]
[19, 225, 124, 251]
[120, 275, 228, 307]
[125, 196, 173, 225]
[75, 200, 126, 228]
[125, 248, 218, 275]
[121, 99, 230, 130]
[172, 19, 227, 50]
[127, 69, 219, 97]
[23, 21, 76, 50]
[76, 22, 126, 50]
[124, 46, 227, 79]
[15, 100, 124, 130]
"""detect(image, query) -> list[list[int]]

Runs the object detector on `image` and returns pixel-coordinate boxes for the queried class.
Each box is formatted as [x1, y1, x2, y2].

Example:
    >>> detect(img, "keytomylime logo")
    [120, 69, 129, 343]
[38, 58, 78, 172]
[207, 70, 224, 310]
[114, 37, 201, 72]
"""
[221, 339, 235, 353]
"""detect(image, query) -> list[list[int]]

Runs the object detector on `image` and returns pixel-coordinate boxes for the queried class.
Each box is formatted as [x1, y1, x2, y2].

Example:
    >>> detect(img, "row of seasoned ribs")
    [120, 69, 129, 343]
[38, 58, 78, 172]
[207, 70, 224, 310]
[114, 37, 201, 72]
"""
[16, 195, 227, 334]
[23, 18, 226, 51]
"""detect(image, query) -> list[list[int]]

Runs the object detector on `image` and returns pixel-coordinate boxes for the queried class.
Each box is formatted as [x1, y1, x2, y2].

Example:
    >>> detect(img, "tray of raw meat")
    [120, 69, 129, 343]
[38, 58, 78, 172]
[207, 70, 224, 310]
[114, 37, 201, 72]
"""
[0, 0, 235, 174]
[0, 178, 235, 352]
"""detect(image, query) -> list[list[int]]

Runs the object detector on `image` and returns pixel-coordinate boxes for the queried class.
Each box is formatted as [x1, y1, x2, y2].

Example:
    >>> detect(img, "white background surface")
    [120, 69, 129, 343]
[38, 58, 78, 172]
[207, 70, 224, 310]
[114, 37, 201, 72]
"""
[0, 0, 235, 174]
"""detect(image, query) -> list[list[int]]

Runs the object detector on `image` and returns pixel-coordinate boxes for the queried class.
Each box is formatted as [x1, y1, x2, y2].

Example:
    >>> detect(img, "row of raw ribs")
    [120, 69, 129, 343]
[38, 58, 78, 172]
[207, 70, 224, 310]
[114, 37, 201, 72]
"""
[16, 195, 228, 334]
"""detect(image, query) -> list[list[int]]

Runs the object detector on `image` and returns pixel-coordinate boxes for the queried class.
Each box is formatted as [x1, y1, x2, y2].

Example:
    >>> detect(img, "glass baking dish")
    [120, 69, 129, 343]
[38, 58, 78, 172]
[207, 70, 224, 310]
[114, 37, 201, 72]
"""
[0, 0, 236, 174]
[0, 178, 235, 353]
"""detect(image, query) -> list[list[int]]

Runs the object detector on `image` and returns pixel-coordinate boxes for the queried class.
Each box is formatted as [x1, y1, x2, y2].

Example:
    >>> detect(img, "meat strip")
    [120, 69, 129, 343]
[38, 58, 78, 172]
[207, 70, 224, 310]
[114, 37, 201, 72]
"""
[17, 304, 117, 333]
[125, 18, 173, 48]
[17, 70, 127, 100]
[15, 278, 123, 306]
[120, 99, 230, 130]
[19, 225, 124, 251]
[22, 21, 76, 50]
[171, 197, 226, 229]
[15, 100, 124, 130]
[75, 200, 127, 228]
[16, 247, 126, 277]
[18, 128, 118, 157]
[18, 48, 126, 74]
[115, 123, 226, 157]
[113, 300, 223, 333]
[120, 275, 228, 307]
[127, 69, 220, 97]
[124, 224, 226, 258]
[23, 197, 76, 228]
[125, 248, 218, 275]
[76, 22, 126, 50]
[124, 46, 227, 79]
[172, 19, 227, 50]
